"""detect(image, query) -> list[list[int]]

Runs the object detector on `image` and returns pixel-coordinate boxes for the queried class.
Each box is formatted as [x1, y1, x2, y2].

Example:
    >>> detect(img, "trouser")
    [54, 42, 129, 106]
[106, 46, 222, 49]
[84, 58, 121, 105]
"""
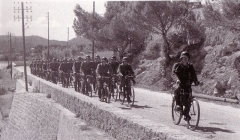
[97, 77, 111, 99]
[74, 73, 81, 92]
[119, 76, 132, 102]
[174, 86, 192, 116]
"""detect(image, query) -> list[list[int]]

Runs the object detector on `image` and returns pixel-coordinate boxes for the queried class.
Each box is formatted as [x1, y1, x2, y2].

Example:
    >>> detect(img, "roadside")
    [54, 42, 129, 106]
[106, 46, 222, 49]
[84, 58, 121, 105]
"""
[135, 83, 239, 107]
[0, 62, 16, 137]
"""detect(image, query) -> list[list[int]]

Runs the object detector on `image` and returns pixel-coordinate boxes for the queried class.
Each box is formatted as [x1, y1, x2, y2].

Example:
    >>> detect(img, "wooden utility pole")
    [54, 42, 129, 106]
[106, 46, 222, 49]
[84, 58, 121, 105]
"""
[92, 1, 95, 62]
[7, 32, 10, 65]
[14, 2, 32, 91]
[21, 2, 28, 91]
[10, 33, 12, 79]
[47, 12, 50, 60]
[67, 27, 69, 48]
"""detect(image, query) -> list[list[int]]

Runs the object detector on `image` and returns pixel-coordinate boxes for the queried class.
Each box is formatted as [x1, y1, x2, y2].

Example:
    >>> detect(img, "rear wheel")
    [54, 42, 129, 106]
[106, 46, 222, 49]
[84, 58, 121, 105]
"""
[187, 98, 200, 131]
[172, 98, 183, 125]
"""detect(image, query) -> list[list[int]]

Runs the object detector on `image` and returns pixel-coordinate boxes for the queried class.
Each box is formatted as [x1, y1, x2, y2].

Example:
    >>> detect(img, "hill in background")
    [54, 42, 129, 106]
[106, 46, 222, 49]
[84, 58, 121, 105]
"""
[0, 35, 91, 54]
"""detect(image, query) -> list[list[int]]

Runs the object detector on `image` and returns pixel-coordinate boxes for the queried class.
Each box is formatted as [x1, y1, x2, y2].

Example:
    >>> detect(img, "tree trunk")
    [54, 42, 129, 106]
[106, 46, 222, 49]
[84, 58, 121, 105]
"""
[161, 33, 171, 65]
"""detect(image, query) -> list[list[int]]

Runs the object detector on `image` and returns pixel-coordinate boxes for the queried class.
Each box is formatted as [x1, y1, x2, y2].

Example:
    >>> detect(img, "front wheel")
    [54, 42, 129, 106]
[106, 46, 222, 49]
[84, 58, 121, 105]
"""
[112, 83, 119, 101]
[187, 98, 200, 131]
[172, 98, 183, 125]
[129, 87, 135, 108]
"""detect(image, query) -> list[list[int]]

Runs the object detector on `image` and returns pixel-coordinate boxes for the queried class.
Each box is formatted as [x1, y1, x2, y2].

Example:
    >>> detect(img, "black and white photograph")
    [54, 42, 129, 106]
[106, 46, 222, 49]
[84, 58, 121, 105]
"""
[0, 0, 240, 139]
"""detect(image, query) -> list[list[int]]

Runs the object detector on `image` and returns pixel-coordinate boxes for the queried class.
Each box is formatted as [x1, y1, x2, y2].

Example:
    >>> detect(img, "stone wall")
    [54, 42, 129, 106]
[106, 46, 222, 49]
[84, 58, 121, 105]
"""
[2, 80, 115, 140]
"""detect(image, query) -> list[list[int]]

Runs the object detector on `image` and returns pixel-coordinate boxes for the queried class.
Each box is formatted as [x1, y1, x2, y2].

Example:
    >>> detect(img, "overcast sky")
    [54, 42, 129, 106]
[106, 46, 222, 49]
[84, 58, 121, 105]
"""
[0, 0, 107, 41]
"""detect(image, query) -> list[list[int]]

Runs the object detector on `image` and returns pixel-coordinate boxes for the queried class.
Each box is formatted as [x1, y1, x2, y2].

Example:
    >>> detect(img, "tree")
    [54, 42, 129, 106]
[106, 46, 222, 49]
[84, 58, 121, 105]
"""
[203, 0, 240, 31]
[129, 1, 203, 64]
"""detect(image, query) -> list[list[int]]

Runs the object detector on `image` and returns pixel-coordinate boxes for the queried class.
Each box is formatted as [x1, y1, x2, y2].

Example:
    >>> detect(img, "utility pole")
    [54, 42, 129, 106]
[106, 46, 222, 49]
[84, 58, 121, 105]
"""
[47, 12, 50, 60]
[14, 2, 32, 91]
[10, 33, 12, 79]
[7, 32, 10, 65]
[92, 1, 95, 62]
[67, 27, 69, 48]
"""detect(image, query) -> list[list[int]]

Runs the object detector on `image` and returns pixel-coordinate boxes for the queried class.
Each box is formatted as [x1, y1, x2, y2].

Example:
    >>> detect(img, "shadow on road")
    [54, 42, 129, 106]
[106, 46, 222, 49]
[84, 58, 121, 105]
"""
[197, 126, 235, 134]
[131, 104, 153, 109]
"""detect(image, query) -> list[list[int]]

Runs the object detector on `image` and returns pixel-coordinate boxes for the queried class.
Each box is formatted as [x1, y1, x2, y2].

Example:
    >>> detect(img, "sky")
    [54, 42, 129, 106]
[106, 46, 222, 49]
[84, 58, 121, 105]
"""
[0, 0, 107, 41]
[0, 0, 207, 41]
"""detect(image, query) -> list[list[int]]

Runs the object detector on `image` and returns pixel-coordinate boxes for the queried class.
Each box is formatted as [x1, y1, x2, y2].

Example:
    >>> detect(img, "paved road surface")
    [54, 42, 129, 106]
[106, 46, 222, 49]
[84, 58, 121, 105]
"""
[17, 66, 240, 140]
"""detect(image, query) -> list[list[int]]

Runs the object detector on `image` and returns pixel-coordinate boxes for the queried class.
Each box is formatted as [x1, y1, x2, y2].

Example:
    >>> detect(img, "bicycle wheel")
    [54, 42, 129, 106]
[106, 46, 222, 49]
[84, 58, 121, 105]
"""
[172, 98, 183, 125]
[121, 90, 126, 105]
[188, 98, 200, 131]
[130, 87, 135, 107]
[89, 84, 93, 97]
[112, 83, 119, 101]
[106, 88, 111, 103]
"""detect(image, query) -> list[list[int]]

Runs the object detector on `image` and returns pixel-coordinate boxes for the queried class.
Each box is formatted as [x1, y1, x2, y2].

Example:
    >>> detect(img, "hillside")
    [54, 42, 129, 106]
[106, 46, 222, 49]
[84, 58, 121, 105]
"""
[135, 26, 240, 101]
[0, 35, 90, 54]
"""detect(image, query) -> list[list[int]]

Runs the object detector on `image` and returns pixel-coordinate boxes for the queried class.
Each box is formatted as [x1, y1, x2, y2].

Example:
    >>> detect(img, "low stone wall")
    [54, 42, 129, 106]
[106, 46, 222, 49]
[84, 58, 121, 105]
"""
[19, 68, 202, 140]
[2, 80, 115, 140]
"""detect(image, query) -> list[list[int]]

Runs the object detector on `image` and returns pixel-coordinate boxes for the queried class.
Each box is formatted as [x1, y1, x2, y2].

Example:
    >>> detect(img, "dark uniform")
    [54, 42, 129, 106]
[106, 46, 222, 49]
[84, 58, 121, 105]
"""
[96, 59, 112, 99]
[118, 57, 135, 102]
[59, 60, 69, 87]
[49, 59, 60, 84]
[81, 56, 94, 93]
[42, 61, 48, 79]
[172, 51, 199, 121]
[73, 59, 82, 92]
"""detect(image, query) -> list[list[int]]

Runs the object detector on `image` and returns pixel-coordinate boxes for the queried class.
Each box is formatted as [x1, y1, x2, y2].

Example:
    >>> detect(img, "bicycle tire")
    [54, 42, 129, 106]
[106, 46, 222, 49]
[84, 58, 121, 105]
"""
[112, 83, 119, 101]
[106, 88, 110, 103]
[89, 84, 93, 97]
[130, 87, 135, 108]
[121, 90, 126, 105]
[188, 98, 200, 131]
[172, 98, 183, 125]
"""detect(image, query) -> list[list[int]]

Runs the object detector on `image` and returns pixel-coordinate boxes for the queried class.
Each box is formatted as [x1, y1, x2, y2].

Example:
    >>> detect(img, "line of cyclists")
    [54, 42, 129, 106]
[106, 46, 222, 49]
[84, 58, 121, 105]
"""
[29, 55, 136, 105]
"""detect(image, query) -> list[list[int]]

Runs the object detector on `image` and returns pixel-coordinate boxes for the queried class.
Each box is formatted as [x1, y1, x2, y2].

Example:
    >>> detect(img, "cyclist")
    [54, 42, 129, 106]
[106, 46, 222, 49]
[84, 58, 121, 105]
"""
[49, 58, 59, 84]
[30, 59, 34, 74]
[42, 59, 48, 79]
[59, 58, 69, 87]
[109, 56, 120, 92]
[81, 55, 94, 93]
[73, 56, 83, 92]
[96, 57, 112, 101]
[93, 55, 101, 92]
[118, 57, 135, 102]
[172, 51, 199, 121]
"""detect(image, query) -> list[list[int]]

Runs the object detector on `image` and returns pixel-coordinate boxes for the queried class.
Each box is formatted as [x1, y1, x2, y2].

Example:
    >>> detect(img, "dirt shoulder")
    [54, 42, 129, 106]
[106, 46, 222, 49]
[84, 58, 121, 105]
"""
[0, 66, 16, 137]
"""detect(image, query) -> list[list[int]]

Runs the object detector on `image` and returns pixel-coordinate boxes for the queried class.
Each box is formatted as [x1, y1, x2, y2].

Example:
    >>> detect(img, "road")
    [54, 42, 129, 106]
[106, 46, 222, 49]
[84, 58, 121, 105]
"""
[16, 66, 240, 140]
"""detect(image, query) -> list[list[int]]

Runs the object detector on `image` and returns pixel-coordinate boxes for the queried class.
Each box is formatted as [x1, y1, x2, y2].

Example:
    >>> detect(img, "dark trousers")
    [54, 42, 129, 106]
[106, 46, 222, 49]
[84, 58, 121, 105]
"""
[174, 86, 192, 116]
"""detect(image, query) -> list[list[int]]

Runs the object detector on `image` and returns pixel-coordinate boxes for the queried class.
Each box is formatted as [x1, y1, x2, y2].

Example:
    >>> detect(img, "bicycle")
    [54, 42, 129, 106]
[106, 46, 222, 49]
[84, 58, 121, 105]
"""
[172, 85, 200, 131]
[111, 74, 120, 101]
[119, 75, 135, 108]
[98, 76, 111, 103]
[82, 75, 94, 97]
